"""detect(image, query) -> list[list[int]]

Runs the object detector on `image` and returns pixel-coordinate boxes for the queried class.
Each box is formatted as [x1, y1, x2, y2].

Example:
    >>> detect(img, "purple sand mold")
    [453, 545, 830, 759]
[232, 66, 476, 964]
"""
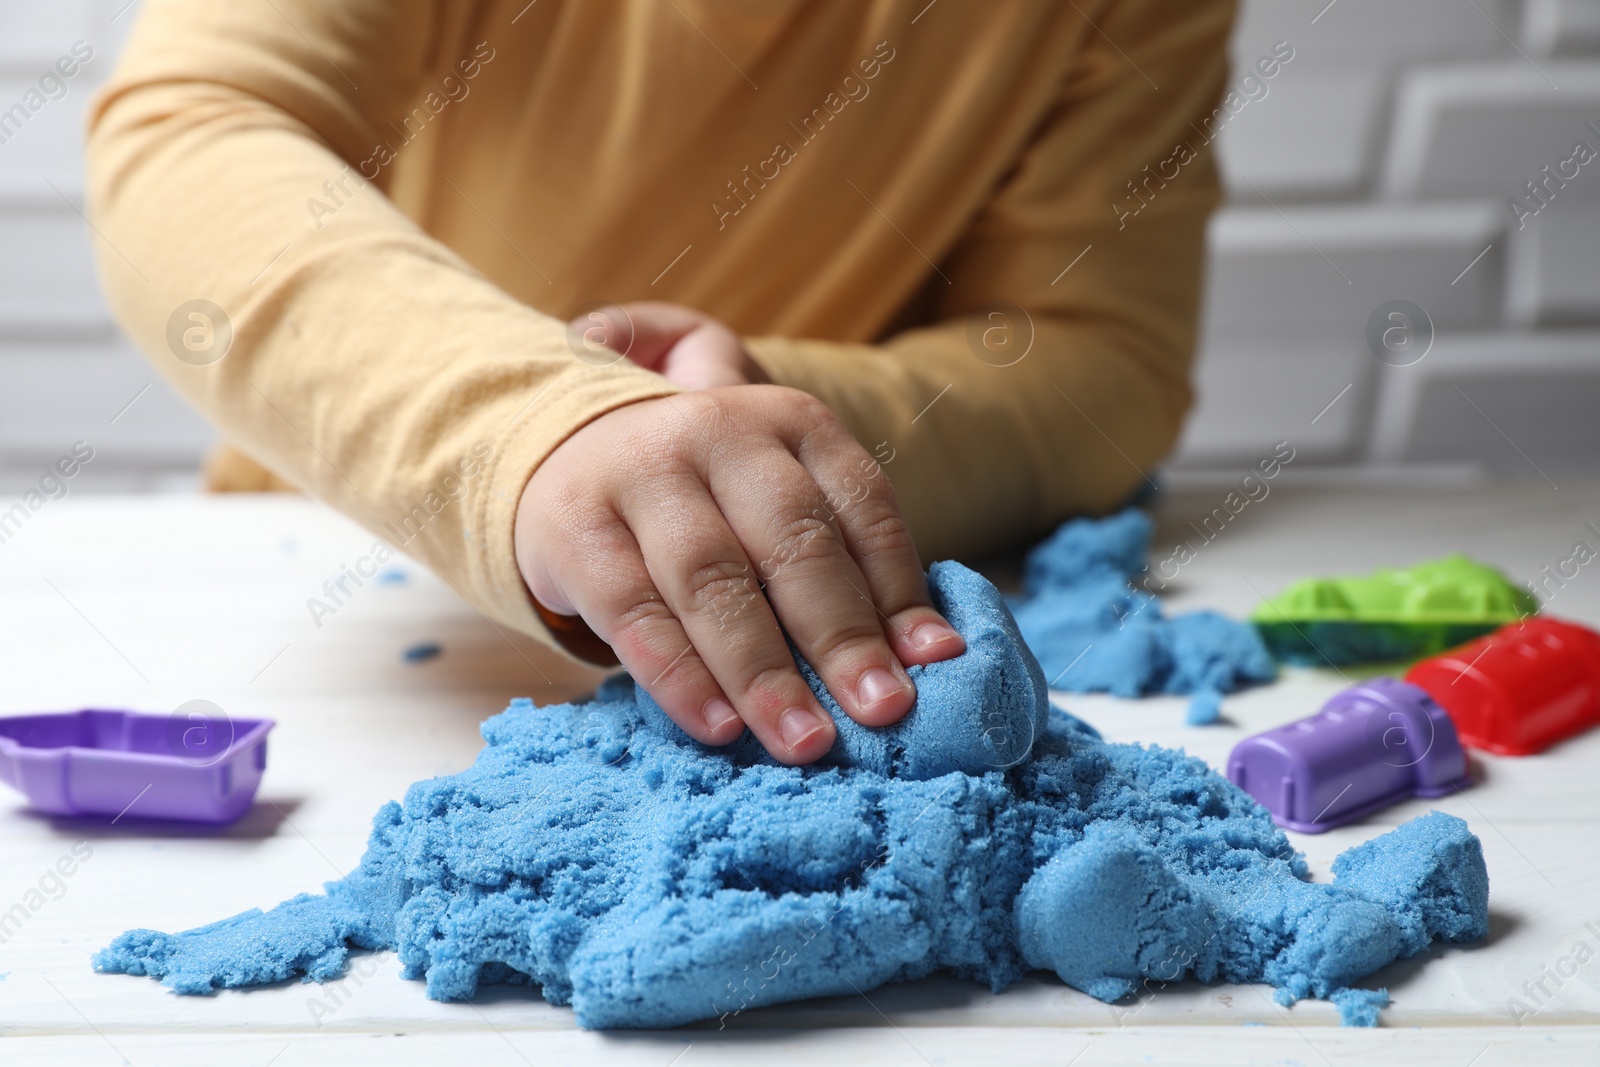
[0, 710, 274, 824]
[94, 563, 1488, 1029]
[1012, 509, 1276, 721]
[1228, 679, 1473, 834]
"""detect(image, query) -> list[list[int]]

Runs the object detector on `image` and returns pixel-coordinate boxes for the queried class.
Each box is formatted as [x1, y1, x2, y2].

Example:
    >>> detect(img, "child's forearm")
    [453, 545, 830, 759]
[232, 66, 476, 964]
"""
[85, 0, 677, 663]
[745, 315, 1196, 563]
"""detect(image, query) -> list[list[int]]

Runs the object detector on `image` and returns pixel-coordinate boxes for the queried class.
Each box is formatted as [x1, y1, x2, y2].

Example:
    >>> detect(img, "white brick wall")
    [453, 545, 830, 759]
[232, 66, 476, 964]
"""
[1367, 331, 1600, 481]
[0, 1, 1593, 490]
[1523, 0, 1600, 54]
[1507, 209, 1600, 324]
[1380, 62, 1600, 199]
[1182, 0, 1600, 476]
[0, 0, 212, 492]
[1202, 202, 1504, 336]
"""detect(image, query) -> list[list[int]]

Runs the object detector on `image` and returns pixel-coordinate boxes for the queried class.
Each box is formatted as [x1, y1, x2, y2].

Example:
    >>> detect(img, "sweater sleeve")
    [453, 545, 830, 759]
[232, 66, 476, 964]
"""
[745, 0, 1235, 562]
[85, 0, 679, 660]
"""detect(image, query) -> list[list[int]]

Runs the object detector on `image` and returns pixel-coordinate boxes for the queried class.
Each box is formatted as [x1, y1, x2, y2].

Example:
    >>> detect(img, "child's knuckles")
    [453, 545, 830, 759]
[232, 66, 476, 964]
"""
[843, 500, 916, 561]
[803, 628, 892, 683]
[682, 558, 761, 615]
[607, 593, 683, 658]
[762, 510, 840, 574]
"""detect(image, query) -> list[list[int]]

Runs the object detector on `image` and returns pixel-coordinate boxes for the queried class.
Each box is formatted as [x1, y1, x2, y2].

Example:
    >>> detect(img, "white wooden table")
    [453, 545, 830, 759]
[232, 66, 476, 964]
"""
[2, 486, 1598, 1064]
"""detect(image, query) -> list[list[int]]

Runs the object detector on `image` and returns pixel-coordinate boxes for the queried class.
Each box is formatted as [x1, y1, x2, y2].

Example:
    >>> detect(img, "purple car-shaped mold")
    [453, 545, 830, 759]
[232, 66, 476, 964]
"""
[1226, 678, 1471, 833]
[0, 708, 274, 824]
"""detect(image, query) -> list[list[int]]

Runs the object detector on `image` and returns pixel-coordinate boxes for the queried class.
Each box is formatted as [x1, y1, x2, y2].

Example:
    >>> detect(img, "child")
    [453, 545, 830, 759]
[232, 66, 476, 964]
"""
[86, 0, 1232, 764]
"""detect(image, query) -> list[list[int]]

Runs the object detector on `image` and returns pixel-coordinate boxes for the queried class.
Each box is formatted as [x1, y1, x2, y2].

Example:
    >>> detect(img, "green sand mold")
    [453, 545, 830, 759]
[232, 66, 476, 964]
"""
[1253, 554, 1537, 667]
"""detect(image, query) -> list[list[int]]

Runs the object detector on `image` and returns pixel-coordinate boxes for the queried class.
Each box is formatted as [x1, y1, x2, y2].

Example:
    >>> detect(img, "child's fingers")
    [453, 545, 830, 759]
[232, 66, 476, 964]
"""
[710, 447, 916, 729]
[791, 412, 965, 668]
[623, 474, 838, 765]
[582, 303, 766, 391]
[660, 324, 760, 390]
[571, 302, 702, 374]
[543, 512, 745, 748]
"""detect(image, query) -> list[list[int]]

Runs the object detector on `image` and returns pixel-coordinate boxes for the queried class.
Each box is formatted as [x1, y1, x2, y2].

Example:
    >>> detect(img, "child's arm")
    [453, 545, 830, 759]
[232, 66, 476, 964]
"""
[741, 0, 1235, 562]
[84, 1, 679, 671]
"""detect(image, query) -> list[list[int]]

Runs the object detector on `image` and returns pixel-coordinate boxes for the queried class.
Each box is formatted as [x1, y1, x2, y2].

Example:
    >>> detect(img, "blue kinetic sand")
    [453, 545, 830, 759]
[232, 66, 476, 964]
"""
[1012, 509, 1276, 720]
[95, 564, 1486, 1028]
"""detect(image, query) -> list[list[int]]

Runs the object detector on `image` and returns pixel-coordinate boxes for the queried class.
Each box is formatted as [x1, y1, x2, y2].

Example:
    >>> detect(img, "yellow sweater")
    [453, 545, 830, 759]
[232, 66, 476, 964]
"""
[87, 0, 1233, 685]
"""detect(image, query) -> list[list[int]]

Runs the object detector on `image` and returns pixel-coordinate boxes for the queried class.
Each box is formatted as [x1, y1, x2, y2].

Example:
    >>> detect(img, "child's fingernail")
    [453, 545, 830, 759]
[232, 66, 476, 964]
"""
[857, 666, 912, 710]
[911, 620, 961, 651]
[703, 698, 740, 733]
[779, 706, 830, 751]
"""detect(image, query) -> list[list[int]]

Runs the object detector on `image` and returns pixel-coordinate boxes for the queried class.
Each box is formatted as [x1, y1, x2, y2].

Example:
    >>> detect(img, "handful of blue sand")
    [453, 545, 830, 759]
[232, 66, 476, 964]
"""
[1012, 509, 1276, 723]
[95, 562, 1488, 1028]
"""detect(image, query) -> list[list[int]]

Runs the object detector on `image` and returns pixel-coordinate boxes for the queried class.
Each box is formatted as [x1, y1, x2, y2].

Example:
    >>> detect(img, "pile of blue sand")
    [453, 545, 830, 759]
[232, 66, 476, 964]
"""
[94, 563, 1488, 1028]
[1013, 509, 1277, 723]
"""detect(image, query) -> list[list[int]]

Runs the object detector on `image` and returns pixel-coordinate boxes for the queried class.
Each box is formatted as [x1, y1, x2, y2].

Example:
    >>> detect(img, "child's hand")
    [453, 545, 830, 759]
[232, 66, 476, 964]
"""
[568, 302, 767, 389]
[514, 385, 966, 765]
